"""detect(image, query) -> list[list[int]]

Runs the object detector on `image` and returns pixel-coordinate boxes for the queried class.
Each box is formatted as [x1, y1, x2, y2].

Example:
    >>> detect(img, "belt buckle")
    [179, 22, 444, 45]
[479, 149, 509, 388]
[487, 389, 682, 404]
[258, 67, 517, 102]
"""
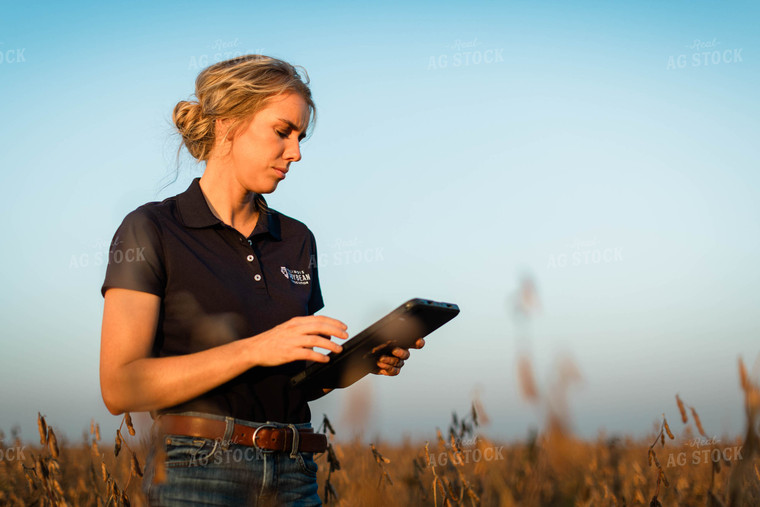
[287, 423, 299, 459]
[251, 424, 279, 453]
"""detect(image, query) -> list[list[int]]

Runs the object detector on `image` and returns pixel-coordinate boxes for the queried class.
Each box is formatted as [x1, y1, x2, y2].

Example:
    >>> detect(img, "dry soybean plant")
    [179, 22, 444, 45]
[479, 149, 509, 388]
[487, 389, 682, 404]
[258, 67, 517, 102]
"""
[21, 413, 66, 506]
[104, 412, 143, 505]
[421, 403, 484, 507]
[14, 412, 146, 506]
[646, 358, 760, 507]
[370, 443, 393, 488]
[646, 412, 674, 506]
[317, 414, 342, 503]
[727, 357, 760, 506]
[647, 394, 721, 506]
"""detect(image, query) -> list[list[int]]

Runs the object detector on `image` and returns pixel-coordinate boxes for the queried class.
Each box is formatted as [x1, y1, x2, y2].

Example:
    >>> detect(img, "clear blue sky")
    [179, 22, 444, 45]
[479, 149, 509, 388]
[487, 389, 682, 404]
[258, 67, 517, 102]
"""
[1, 0, 758, 444]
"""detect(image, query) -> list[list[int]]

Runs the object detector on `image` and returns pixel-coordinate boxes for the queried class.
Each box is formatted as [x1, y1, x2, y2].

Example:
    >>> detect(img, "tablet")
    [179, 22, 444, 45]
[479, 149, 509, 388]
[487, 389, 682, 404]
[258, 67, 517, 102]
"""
[290, 298, 460, 389]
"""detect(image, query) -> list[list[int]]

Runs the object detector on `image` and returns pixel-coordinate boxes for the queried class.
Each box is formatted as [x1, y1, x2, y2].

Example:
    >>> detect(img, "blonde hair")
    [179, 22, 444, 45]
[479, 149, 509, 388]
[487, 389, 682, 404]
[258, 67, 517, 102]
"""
[171, 55, 316, 211]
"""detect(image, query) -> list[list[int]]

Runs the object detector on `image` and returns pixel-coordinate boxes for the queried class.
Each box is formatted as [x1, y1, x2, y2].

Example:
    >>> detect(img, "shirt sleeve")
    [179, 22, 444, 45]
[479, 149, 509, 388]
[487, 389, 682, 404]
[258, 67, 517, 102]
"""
[307, 230, 325, 314]
[101, 207, 166, 298]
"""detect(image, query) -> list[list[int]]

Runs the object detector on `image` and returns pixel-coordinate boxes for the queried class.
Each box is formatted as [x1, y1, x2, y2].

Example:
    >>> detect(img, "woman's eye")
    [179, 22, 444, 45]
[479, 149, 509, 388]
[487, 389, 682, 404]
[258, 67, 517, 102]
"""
[276, 130, 289, 139]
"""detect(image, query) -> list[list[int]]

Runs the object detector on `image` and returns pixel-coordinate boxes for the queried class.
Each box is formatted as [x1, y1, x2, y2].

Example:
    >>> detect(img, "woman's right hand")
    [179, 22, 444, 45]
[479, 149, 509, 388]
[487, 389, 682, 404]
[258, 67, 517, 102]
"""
[246, 315, 348, 367]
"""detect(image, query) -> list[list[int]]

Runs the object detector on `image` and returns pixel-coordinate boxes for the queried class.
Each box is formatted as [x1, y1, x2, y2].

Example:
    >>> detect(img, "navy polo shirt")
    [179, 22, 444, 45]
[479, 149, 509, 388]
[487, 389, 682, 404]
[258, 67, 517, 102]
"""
[101, 177, 324, 423]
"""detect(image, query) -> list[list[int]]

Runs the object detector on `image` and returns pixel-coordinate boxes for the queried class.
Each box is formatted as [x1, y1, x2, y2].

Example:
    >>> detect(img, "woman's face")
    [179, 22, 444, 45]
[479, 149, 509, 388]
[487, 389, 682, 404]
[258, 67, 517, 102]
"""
[223, 91, 310, 194]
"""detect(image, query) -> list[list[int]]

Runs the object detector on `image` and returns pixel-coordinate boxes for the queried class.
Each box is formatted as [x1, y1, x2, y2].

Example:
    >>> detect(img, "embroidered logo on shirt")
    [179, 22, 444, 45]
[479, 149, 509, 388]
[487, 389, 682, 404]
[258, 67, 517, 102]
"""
[281, 266, 310, 285]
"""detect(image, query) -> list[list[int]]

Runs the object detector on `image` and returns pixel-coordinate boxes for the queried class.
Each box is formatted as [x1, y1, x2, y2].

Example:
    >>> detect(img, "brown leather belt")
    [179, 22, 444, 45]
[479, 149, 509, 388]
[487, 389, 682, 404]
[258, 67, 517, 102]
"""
[157, 414, 327, 453]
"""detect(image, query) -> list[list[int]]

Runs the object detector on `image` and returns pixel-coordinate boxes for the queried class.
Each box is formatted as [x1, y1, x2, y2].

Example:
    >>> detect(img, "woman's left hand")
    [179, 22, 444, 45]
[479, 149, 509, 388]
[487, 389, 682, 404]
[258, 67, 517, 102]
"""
[374, 338, 425, 376]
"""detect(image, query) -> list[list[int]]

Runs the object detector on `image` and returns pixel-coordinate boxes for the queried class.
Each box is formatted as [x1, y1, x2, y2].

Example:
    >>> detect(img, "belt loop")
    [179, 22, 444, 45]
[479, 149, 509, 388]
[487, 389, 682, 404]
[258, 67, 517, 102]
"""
[221, 416, 235, 450]
[287, 424, 299, 459]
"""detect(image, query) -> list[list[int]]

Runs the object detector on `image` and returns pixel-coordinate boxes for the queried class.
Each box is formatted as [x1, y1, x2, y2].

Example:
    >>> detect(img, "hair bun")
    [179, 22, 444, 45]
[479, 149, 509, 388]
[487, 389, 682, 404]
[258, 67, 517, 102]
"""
[173, 100, 202, 134]
[173, 100, 214, 161]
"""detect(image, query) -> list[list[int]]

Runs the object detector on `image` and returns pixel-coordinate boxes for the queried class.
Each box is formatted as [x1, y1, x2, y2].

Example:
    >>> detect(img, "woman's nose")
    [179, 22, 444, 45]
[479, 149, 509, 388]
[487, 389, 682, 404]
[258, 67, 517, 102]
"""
[284, 139, 301, 162]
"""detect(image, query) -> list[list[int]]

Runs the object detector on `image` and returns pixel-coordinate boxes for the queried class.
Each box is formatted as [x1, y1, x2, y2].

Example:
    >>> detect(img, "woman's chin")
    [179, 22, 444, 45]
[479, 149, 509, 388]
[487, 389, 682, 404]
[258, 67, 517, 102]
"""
[262, 181, 280, 194]
[248, 180, 280, 195]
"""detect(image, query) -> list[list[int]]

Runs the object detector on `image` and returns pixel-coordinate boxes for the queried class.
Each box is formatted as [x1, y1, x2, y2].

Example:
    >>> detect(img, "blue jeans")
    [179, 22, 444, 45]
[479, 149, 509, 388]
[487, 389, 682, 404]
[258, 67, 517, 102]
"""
[142, 412, 321, 506]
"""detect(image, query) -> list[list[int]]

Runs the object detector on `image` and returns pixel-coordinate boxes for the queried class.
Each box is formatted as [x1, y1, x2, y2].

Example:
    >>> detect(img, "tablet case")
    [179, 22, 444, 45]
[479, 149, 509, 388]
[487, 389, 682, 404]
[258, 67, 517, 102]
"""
[290, 298, 460, 389]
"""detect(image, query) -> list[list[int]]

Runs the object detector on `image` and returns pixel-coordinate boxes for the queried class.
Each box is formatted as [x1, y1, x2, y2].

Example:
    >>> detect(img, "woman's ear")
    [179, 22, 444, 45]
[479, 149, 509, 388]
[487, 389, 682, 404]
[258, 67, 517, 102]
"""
[215, 118, 233, 144]
[209, 118, 236, 159]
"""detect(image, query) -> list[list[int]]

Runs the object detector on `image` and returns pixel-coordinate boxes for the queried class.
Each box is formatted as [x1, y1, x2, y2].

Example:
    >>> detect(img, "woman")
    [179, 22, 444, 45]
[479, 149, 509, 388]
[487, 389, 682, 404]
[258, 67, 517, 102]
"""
[99, 55, 424, 506]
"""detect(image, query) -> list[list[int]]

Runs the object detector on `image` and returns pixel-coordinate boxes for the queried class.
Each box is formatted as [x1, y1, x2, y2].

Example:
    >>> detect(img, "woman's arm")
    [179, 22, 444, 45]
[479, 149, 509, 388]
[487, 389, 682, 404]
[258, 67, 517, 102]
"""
[99, 288, 347, 415]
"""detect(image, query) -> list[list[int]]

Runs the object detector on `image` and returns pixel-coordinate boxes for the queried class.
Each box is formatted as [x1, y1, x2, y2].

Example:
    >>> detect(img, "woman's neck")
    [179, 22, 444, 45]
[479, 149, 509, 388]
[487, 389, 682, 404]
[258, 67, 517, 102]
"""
[198, 168, 260, 236]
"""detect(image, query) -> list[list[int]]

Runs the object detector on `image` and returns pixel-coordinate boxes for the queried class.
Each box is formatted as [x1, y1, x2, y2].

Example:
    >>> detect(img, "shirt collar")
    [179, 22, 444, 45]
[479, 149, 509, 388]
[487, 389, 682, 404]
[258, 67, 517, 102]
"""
[176, 177, 282, 241]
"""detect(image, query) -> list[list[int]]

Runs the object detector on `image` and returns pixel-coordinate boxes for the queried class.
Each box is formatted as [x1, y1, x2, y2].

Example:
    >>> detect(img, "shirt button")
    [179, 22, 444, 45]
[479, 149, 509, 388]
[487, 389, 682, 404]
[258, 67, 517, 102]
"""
[254, 274, 262, 281]
[247, 254, 254, 262]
